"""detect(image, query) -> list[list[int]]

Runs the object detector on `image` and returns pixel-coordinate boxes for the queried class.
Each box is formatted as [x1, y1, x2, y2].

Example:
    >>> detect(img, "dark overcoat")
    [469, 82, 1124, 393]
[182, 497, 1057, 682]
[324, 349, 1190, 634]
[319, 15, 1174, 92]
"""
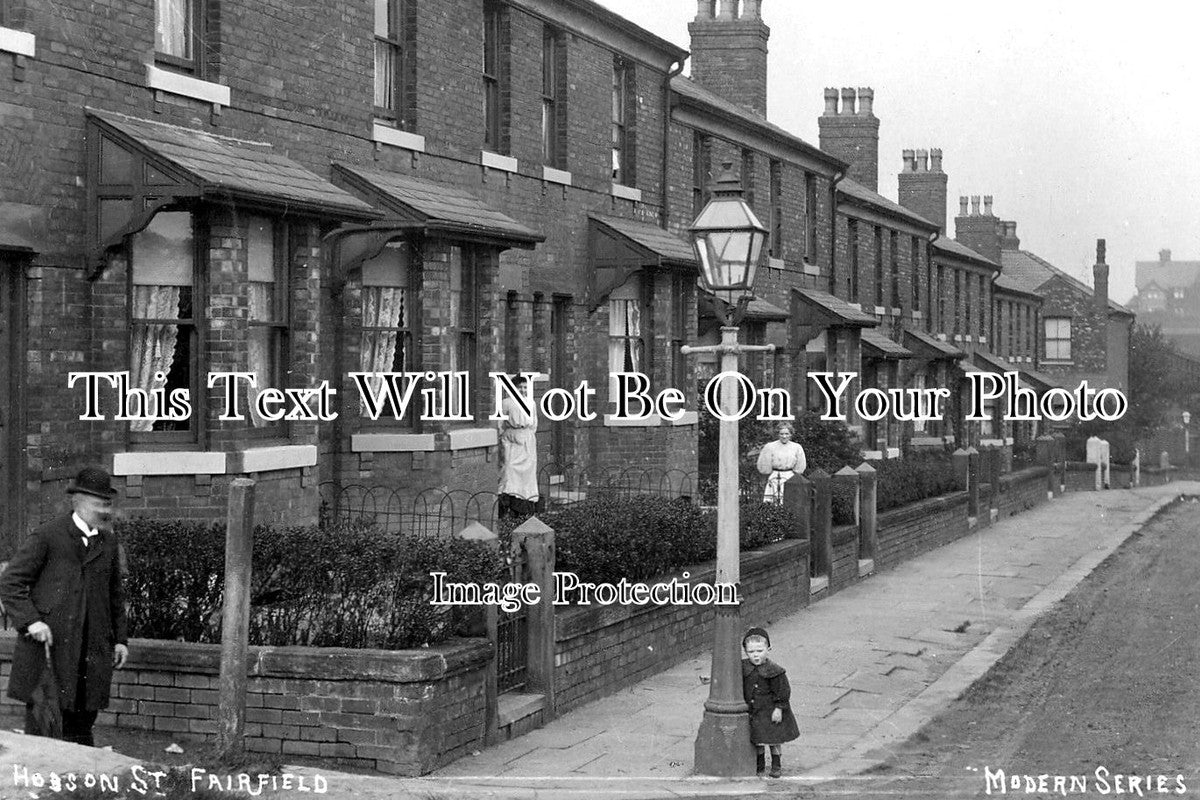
[742, 658, 800, 745]
[0, 516, 127, 710]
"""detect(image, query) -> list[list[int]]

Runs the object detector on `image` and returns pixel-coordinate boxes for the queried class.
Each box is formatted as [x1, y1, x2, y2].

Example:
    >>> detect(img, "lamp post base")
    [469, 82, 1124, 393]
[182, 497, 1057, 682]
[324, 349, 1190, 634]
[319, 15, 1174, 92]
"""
[694, 708, 757, 777]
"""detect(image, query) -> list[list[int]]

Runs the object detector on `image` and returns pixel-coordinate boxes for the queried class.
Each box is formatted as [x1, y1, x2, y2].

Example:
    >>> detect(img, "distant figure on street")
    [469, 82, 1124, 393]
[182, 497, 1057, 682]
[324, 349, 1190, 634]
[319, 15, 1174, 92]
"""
[0, 467, 128, 747]
[741, 626, 799, 778]
[498, 375, 540, 518]
[756, 423, 806, 504]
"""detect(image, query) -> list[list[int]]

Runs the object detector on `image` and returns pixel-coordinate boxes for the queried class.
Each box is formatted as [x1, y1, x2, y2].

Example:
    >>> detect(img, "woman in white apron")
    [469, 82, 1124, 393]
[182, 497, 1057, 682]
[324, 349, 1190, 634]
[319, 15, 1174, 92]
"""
[756, 423, 806, 504]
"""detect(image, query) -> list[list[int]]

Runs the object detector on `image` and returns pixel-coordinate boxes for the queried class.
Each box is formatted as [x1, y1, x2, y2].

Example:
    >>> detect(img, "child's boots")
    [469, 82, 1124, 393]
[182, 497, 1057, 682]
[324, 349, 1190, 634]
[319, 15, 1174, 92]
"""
[756, 750, 766, 776]
[769, 752, 782, 778]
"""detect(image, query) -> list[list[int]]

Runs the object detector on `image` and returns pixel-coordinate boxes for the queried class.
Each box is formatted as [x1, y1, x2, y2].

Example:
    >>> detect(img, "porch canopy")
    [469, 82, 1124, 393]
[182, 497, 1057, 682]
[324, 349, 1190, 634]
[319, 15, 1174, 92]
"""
[330, 164, 544, 286]
[861, 329, 913, 360]
[973, 349, 1061, 392]
[86, 109, 378, 274]
[587, 214, 696, 310]
[903, 328, 963, 360]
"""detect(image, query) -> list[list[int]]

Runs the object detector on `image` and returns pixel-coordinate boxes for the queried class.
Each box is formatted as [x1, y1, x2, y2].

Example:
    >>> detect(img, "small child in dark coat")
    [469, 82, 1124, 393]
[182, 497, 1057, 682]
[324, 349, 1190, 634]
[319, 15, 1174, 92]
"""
[742, 626, 799, 777]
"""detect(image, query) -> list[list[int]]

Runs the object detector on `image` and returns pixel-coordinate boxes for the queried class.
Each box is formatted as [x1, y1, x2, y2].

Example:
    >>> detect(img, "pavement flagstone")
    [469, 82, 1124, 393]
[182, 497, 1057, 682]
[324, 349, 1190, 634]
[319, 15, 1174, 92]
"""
[0, 483, 1196, 800]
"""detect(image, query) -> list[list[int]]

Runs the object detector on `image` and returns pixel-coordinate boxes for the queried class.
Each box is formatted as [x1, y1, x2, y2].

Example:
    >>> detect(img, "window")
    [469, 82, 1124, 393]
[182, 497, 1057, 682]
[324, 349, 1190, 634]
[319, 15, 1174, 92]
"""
[768, 160, 783, 259]
[740, 149, 755, 209]
[129, 210, 197, 439]
[873, 226, 883, 306]
[155, 0, 205, 74]
[692, 133, 711, 218]
[935, 264, 945, 333]
[483, 2, 506, 152]
[889, 230, 900, 308]
[246, 216, 289, 432]
[541, 26, 565, 168]
[953, 269, 960, 335]
[1007, 302, 1015, 357]
[911, 237, 921, 311]
[962, 271, 971, 335]
[375, 0, 415, 129]
[448, 246, 479, 417]
[926, 252, 934, 331]
[611, 57, 635, 185]
[608, 276, 643, 376]
[669, 272, 687, 392]
[1044, 317, 1071, 361]
[361, 242, 416, 421]
[804, 172, 818, 262]
[848, 220, 859, 303]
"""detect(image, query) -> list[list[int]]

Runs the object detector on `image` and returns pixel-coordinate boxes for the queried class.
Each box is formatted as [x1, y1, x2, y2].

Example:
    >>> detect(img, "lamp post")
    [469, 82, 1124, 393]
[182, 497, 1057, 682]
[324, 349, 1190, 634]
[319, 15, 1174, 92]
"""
[682, 162, 774, 776]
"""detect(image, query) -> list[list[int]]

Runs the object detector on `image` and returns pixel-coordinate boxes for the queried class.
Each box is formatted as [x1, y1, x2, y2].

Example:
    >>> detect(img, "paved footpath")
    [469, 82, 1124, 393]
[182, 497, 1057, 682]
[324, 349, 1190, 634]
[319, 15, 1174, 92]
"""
[1, 483, 1196, 800]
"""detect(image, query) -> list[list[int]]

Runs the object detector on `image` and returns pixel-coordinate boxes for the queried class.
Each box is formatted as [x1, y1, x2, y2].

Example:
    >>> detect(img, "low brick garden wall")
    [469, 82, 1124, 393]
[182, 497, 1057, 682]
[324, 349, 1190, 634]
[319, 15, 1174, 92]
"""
[997, 466, 1052, 518]
[0, 634, 491, 776]
[876, 491, 972, 571]
[553, 539, 810, 714]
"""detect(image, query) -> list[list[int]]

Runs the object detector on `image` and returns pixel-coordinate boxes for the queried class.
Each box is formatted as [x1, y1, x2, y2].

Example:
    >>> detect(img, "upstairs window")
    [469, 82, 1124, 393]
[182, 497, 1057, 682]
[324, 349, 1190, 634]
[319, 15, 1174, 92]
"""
[155, 0, 205, 74]
[848, 219, 860, 303]
[611, 57, 636, 186]
[483, 2, 507, 153]
[692, 133, 711, 218]
[740, 149, 755, 209]
[873, 226, 883, 306]
[1044, 317, 1071, 361]
[889, 230, 900, 308]
[804, 172, 818, 262]
[375, 0, 415, 130]
[768, 160, 782, 259]
[541, 26, 566, 168]
[911, 236, 921, 311]
[129, 210, 197, 440]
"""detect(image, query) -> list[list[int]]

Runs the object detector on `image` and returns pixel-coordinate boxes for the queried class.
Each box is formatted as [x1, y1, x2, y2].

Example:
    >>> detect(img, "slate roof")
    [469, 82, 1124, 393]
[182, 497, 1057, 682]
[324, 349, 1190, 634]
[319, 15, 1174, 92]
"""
[973, 349, 1061, 391]
[904, 328, 963, 359]
[792, 287, 878, 327]
[1001, 249, 1134, 316]
[1135, 260, 1200, 290]
[861, 329, 913, 359]
[590, 214, 695, 266]
[88, 110, 377, 219]
[838, 178, 940, 231]
[335, 164, 543, 245]
[933, 237, 1000, 271]
[743, 296, 789, 321]
[0, 202, 44, 254]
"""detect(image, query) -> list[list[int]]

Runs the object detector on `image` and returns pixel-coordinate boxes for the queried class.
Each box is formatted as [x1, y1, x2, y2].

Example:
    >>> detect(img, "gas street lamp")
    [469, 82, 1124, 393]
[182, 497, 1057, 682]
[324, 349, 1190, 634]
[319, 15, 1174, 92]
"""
[682, 162, 773, 777]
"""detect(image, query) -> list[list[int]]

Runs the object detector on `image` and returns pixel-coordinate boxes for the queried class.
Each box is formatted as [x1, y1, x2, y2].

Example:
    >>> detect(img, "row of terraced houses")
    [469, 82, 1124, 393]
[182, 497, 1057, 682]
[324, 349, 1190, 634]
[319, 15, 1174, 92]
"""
[0, 0, 1131, 548]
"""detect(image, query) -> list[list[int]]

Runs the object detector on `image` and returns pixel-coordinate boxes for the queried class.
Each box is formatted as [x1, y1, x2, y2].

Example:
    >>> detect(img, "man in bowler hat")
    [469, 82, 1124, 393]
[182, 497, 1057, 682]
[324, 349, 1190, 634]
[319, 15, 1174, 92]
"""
[0, 466, 128, 746]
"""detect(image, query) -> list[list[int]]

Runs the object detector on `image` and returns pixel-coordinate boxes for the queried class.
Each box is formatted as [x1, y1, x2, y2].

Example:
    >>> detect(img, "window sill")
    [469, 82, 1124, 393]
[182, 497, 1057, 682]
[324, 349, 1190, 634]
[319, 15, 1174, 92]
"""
[1042, 360, 1074, 366]
[0, 26, 35, 58]
[802, 260, 820, 277]
[767, 256, 785, 271]
[372, 122, 425, 153]
[228, 444, 317, 474]
[145, 63, 230, 108]
[610, 183, 642, 202]
[602, 412, 695, 428]
[542, 166, 572, 186]
[911, 310, 924, 320]
[351, 432, 436, 452]
[481, 150, 518, 173]
[112, 451, 227, 476]
[448, 427, 498, 450]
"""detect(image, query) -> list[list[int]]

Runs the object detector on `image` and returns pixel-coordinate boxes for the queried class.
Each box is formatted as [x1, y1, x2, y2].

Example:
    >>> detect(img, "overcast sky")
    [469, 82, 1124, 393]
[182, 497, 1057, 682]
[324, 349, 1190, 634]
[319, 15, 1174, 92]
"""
[594, 0, 1200, 302]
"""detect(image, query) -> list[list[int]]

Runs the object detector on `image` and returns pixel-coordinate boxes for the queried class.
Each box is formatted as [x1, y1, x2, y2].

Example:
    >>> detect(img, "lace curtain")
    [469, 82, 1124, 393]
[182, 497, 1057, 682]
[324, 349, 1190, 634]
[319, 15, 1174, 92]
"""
[360, 286, 406, 414]
[155, 0, 190, 58]
[130, 286, 181, 433]
[608, 298, 641, 373]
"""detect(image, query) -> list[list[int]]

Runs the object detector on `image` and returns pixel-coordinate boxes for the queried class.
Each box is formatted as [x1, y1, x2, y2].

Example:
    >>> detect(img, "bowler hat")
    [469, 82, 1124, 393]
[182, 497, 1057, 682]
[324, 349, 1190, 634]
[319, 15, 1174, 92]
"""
[743, 626, 771, 649]
[66, 467, 118, 500]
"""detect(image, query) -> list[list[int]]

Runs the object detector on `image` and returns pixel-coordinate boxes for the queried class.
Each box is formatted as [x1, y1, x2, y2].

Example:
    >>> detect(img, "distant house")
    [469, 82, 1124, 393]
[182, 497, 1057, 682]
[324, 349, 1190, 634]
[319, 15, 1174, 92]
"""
[1130, 250, 1200, 357]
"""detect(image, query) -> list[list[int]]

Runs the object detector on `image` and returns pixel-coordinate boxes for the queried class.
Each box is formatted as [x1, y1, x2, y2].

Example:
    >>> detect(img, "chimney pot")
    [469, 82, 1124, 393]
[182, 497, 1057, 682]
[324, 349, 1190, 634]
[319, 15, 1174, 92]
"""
[695, 0, 712, 20]
[1160, 248, 1172, 263]
[717, 0, 737, 19]
[858, 87, 874, 115]
[959, 196, 969, 216]
[930, 148, 943, 172]
[983, 195, 993, 216]
[840, 87, 856, 115]
[1096, 238, 1106, 264]
[743, 0, 761, 18]
[916, 148, 929, 171]
[970, 196, 981, 216]
[902, 149, 915, 172]
[823, 87, 839, 115]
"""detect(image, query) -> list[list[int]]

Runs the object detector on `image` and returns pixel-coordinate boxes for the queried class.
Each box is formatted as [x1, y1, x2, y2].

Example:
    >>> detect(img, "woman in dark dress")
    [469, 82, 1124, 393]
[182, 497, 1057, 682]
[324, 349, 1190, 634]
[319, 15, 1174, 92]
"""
[742, 626, 799, 777]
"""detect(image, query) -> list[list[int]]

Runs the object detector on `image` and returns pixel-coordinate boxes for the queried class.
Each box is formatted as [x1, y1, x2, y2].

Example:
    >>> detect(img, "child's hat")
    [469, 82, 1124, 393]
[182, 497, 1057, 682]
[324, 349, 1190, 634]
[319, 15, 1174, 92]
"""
[742, 626, 771, 648]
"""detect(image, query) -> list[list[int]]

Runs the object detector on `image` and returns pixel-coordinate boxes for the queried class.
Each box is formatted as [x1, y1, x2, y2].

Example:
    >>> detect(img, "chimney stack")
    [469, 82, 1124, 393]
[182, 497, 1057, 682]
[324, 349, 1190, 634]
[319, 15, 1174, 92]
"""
[1094, 238, 1109, 315]
[689, 0, 771, 116]
[1000, 221, 1020, 251]
[955, 193, 1003, 264]
[897, 146, 948, 233]
[1160, 248, 1172, 263]
[817, 86, 881, 191]
[959, 196, 969, 216]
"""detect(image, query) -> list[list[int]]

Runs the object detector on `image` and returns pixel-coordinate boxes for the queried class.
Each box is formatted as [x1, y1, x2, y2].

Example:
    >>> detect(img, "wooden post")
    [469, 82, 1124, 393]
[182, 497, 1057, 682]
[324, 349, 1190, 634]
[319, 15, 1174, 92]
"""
[952, 447, 970, 492]
[855, 463, 877, 568]
[966, 447, 980, 521]
[810, 470, 832, 579]
[986, 446, 1001, 519]
[218, 478, 254, 759]
[1054, 434, 1067, 494]
[1036, 434, 1056, 499]
[512, 516, 556, 718]
[458, 522, 500, 744]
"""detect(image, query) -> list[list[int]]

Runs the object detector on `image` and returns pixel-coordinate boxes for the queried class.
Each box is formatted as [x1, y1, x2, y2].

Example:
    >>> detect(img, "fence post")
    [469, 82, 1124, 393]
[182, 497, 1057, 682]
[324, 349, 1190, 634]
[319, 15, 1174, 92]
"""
[809, 470, 832, 583]
[1054, 434, 1067, 494]
[782, 473, 811, 541]
[966, 447, 980, 523]
[986, 445, 1002, 521]
[218, 478, 254, 760]
[1133, 448, 1141, 487]
[854, 463, 877, 571]
[1036, 434, 1056, 499]
[458, 522, 501, 744]
[512, 516, 556, 718]
[953, 447, 970, 492]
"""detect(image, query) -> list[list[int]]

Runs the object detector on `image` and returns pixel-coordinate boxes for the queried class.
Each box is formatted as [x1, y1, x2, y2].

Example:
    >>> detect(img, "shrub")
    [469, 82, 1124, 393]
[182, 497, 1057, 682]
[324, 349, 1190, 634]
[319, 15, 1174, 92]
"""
[873, 452, 961, 512]
[119, 518, 504, 649]
[740, 500, 796, 549]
